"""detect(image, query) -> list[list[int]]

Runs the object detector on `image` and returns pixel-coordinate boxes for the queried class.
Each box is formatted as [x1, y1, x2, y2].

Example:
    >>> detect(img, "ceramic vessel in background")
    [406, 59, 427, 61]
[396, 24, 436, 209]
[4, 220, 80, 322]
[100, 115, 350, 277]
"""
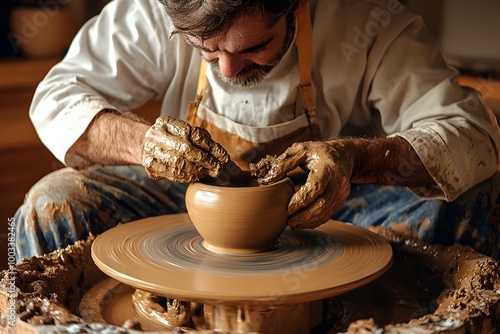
[185, 178, 295, 254]
[10, 6, 76, 58]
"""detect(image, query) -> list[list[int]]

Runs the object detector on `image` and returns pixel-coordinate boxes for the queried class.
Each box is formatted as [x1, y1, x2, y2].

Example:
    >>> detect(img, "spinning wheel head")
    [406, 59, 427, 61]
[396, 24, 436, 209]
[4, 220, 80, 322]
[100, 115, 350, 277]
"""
[91, 214, 393, 304]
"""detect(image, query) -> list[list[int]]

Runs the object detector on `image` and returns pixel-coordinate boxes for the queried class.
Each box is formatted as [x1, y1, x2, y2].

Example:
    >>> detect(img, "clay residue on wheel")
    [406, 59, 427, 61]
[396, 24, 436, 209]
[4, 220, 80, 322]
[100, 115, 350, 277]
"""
[132, 289, 192, 329]
[0, 236, 104, 327]
[321, 226, 500, 333]
[2, 226, 500, 333]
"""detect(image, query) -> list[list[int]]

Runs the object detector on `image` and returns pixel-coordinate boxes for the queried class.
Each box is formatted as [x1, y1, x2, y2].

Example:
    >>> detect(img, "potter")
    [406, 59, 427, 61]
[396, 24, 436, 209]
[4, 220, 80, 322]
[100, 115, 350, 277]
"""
[7, 0, 500, 332]
[14, 0, 500, 262]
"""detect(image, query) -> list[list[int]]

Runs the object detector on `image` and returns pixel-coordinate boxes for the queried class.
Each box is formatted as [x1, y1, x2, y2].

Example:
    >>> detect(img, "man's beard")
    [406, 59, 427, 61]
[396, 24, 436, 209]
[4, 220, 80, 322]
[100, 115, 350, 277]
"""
[209, 13, 296, 88]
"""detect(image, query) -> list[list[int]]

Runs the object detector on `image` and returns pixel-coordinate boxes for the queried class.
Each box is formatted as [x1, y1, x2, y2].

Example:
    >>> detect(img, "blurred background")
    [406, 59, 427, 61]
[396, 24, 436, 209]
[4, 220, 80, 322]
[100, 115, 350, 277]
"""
[408, 0, 500, 77]
[1, 0, 499, 269]
[406, 0, 500, 114]
[1, 0, 109, 58]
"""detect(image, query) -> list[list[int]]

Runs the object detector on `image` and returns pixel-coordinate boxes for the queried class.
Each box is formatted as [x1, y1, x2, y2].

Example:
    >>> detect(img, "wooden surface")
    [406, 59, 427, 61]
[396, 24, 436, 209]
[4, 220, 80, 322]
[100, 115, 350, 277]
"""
[459, 74, 500, 106]
[0, 58, 60, 90]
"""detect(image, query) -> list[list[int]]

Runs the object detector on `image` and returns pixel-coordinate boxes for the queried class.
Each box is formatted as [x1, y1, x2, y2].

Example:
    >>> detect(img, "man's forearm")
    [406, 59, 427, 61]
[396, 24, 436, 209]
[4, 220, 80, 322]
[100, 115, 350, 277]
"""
[338, 136, 435, 186]
[68, 111, 151, 166]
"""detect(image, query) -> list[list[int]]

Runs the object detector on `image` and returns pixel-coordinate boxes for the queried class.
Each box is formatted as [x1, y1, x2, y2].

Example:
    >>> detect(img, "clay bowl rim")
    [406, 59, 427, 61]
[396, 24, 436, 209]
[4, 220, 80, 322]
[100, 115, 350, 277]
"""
[188, 176, 294, 192]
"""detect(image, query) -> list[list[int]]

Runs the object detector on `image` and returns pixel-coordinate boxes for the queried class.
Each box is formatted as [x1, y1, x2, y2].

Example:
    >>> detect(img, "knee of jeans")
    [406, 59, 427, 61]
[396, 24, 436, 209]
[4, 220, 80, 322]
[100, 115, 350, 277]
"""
[18, 168, 89, 212]
[14, 168, 91, 255]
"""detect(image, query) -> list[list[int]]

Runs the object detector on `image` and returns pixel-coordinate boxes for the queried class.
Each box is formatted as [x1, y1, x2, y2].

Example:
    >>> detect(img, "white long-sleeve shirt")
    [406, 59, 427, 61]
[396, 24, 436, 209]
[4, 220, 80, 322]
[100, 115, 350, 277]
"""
[30, 0, 500, 201]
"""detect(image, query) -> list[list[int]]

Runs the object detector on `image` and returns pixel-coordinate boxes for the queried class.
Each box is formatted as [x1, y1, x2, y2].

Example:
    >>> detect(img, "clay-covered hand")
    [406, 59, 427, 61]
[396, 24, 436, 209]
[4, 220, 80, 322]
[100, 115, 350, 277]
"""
[142, 116, 230, 183]
[250, 140, 353, 230]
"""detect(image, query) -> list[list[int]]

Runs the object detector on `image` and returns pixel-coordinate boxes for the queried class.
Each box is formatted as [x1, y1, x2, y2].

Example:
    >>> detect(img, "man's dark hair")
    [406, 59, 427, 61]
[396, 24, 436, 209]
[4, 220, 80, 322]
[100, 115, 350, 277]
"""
[159, 0, 299, 40]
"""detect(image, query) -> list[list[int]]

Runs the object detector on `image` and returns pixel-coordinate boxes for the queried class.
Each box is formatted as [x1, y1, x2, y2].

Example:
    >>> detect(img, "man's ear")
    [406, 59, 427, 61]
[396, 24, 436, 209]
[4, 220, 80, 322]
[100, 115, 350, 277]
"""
[294, 0, 308, 15]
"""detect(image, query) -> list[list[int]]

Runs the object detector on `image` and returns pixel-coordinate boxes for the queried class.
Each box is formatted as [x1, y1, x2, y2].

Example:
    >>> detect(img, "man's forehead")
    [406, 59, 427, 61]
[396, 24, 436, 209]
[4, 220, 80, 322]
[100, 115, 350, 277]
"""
[185, 14, 281, 54]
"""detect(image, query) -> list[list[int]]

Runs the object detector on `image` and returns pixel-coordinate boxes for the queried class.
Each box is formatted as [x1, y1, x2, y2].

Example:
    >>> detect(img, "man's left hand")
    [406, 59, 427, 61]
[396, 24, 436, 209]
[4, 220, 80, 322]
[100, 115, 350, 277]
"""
[250, 140, 353, 230]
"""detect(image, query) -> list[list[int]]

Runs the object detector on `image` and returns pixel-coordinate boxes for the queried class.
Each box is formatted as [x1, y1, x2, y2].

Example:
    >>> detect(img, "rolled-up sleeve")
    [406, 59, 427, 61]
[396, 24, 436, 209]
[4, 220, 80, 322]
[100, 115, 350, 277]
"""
[368, 15, 500, 201]
[29, 0, 173, 165]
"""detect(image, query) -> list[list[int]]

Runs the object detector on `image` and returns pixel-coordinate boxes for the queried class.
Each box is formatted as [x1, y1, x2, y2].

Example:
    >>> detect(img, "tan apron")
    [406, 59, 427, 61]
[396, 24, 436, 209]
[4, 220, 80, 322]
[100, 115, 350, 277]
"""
[186, 2, 321, 170]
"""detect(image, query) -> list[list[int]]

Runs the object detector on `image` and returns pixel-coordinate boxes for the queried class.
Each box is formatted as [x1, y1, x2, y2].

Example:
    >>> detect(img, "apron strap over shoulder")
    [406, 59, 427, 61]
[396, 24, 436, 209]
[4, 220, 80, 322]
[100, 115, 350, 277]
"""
[296, 2, 316, 119]
[196, 59, 208, 104]
[195, 2, 316, 116]
[186, 59, 207, 124]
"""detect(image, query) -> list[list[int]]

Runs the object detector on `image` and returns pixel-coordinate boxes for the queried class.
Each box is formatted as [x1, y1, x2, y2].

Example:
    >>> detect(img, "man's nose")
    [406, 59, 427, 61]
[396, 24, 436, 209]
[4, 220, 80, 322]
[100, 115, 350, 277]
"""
[217, 53, 246, 78]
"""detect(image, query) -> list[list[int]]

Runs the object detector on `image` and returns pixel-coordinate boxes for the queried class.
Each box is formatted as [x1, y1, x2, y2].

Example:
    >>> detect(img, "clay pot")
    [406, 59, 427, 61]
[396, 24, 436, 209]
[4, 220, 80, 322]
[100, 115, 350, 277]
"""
[185, 178, 295, 254]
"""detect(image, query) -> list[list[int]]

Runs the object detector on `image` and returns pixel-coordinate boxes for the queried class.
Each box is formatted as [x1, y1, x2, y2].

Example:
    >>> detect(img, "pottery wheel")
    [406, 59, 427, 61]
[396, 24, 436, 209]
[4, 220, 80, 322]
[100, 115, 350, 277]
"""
[92, 213, 393, 305]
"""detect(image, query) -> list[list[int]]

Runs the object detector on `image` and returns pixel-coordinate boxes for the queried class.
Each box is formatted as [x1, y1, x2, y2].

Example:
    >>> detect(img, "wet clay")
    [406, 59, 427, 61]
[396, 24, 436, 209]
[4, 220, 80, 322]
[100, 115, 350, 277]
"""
[249, 143, 353, 231]
[132, 290, 192, 329]
[0, 237, 103, 330]
[143, 115, 247, 184]
[2, 224, 500, 333]
[79, 277, 198, 331]
[322, 226, 500, 333]
[80, 277, 321, 333]
[185, 178, 295, 253]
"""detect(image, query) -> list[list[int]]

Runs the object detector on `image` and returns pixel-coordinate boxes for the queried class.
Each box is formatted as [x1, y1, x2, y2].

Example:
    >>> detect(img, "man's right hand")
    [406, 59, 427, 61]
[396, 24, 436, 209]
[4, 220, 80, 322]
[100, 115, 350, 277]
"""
[142, 116, 230, 183]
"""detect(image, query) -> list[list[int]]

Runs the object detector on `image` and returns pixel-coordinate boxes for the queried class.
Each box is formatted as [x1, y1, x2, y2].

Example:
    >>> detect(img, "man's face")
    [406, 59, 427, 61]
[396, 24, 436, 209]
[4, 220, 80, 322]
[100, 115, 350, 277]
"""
[185, 12, 296, 87]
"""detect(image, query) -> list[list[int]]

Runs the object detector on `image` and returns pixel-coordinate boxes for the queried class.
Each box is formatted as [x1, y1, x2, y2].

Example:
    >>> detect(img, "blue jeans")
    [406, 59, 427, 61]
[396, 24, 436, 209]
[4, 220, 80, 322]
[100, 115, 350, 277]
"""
[14, 165, 500, 261]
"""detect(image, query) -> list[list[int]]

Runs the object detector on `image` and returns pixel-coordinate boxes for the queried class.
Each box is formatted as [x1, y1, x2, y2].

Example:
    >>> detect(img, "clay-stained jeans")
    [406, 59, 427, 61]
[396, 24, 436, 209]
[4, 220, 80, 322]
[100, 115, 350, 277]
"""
[14, 166, 500, 261]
